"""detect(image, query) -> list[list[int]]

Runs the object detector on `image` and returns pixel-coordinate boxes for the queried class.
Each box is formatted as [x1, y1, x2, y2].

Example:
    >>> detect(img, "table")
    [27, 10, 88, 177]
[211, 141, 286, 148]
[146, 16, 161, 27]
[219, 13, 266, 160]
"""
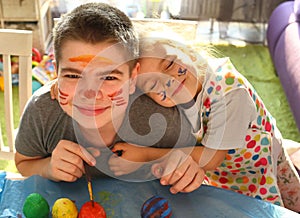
[0, 172, 299, 218]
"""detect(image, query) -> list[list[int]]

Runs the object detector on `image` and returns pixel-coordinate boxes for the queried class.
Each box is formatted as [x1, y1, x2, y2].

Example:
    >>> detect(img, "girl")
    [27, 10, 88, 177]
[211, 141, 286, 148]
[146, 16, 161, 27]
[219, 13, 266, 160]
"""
[111, 36, 300, 212]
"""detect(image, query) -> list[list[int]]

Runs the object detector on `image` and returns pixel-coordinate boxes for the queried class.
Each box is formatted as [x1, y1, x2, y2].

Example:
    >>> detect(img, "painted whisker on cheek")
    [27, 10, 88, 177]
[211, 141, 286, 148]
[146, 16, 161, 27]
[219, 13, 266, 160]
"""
[108, 89, 127, 107]
[111, 96, 123, 100]
[113, 98, 127, 106]
[59, 89, 69, 97]
[108, 89, 123, 98]
[115, 100, 127, 106]
[58, 88, 69, 106]
[160, 90, 167, 101]
[178, 67, 187, 76]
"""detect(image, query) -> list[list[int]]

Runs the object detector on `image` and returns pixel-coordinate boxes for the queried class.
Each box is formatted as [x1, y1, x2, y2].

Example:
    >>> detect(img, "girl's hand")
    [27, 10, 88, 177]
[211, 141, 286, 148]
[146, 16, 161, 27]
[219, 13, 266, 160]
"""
[45, 140, 99, 182]
[50, 80, 59, 100]
[108, 143, 148, 176]
[151, 150, 205, 194]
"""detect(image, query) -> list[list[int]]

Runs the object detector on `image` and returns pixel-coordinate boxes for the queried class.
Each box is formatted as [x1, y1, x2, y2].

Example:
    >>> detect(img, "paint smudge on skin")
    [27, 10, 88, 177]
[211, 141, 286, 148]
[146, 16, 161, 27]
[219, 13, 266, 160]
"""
[108, 89, 127, 106]
[58, 88, 69, 106]
[178, 67, 187, 76]
[69, 55, 113, 67]
[166, 79, 172, 87]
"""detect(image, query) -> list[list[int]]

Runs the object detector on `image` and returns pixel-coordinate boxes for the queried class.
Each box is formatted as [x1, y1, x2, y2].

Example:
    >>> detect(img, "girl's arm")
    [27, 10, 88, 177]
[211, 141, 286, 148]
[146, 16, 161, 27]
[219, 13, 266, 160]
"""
[109, 144, 207, 194]
[111, 142, 227, 172]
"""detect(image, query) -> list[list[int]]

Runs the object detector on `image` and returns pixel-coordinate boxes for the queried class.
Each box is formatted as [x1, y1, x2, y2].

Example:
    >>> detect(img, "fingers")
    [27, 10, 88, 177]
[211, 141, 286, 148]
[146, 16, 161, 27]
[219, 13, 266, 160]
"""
[108, 154, 143, 176]
[79, 146, 97, 166]
[49, 159, 84, 182]
[151, 163, 164, 178]
[50, 140, 98, 182]
[160, 155, 191, 188]
[86, 147, 101, 158]
[61, 141, 97, 166]
[169, 166, 204, 194]
[152, 150, 205, 194]
[180, 169, 204, 193]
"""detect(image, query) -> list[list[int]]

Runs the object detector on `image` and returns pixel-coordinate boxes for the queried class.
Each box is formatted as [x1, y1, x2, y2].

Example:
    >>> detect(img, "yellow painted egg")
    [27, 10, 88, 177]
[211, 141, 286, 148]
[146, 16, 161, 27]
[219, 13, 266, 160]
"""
[52, 198, 78, 218]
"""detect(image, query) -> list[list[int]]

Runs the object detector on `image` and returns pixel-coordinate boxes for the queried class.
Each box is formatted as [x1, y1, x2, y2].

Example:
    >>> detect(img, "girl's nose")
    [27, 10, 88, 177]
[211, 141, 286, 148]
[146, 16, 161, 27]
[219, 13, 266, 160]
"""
[83, 89, 103, 99]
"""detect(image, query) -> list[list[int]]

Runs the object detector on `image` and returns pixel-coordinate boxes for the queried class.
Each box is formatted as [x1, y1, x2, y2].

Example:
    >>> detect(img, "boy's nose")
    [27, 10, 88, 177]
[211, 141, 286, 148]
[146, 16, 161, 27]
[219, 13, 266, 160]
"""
[83, 89, 103, 99]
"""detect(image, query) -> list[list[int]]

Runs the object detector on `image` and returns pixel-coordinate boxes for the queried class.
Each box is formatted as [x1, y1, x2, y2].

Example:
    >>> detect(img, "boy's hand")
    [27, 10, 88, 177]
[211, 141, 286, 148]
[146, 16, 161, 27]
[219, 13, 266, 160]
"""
[151, 150, 205, 194]
[46, 140, 99, 182]
[50, 80, 59, 100]
[108, 143, 147, 176]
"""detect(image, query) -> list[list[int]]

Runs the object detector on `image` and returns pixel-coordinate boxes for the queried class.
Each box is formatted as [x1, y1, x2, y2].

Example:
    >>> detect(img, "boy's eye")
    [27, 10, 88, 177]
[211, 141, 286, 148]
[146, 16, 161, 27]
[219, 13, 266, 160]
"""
[101, 75, 117, 80]
[65, 74, 81, 79]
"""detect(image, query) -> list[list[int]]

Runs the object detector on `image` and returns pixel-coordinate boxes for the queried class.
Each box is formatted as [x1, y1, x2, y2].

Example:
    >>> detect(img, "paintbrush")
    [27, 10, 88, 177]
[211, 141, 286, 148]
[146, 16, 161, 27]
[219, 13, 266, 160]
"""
[83, 162, 94, 207]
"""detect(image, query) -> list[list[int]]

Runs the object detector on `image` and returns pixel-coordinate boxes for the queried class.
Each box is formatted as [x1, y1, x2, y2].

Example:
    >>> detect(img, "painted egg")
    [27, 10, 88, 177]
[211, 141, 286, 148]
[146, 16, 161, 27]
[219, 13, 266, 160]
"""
[141, 195, 172, 218]
[78, 201, 106, 218]
[22, 193, 49, 218]
[52, 197, 78, 218]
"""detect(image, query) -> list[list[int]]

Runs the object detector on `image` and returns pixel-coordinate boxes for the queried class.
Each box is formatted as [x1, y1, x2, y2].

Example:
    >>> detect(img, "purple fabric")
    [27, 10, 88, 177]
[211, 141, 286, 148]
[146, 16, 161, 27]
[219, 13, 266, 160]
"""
[295, 0, 300, 16]
[267, 1, 296, 57]
[267, 1, 300, 132]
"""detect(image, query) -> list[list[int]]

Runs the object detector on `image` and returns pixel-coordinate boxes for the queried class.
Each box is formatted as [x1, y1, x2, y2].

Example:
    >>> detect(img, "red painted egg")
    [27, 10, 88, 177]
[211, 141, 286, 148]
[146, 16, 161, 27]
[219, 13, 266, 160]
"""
[78, 201, 106, 218]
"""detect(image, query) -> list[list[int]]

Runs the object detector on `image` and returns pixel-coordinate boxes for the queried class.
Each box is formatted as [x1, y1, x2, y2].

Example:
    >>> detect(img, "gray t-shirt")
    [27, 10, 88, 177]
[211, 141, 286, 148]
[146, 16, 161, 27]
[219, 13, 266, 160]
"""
[15, 83, 196, 178]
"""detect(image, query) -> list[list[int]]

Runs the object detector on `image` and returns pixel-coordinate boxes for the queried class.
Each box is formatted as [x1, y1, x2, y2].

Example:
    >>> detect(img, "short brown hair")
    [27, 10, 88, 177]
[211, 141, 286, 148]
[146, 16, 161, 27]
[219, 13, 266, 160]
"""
[53, 3, 139, 69]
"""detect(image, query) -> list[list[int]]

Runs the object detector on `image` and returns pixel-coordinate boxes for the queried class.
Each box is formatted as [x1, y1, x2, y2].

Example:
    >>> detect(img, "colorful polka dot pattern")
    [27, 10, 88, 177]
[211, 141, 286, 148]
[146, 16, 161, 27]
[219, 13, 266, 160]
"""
[199, 58, 283, 206]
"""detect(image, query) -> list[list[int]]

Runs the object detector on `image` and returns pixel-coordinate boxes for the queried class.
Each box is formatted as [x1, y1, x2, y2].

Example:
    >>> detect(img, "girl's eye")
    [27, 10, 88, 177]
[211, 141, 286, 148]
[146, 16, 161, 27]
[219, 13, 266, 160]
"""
[165, 59, 174, 70]
[149, 80, 157, 90]
[144, 80, 158, 92]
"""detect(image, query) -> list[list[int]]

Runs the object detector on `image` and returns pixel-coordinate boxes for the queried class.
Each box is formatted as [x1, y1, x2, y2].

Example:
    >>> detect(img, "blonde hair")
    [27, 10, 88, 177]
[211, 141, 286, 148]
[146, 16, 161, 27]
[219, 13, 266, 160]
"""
[138, 32, 212, 79]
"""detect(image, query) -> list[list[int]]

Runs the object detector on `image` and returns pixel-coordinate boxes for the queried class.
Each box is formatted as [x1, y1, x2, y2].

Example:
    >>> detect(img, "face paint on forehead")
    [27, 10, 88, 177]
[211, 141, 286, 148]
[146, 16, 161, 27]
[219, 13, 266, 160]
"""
[108, 88, 127, 106]
[69, 55, 113, 67]
[58, 88, 69, 106]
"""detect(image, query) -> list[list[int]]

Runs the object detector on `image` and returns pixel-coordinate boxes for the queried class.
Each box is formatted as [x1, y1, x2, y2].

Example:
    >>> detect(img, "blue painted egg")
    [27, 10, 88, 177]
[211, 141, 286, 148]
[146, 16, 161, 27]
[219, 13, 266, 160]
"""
[141, 195, 172, 218]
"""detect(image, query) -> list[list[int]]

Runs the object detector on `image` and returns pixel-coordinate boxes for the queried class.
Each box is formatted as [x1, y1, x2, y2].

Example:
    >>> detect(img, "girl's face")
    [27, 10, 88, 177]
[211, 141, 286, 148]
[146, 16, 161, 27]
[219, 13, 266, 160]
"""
[137, 43, 201, 107]
[56, 40, 137, 129]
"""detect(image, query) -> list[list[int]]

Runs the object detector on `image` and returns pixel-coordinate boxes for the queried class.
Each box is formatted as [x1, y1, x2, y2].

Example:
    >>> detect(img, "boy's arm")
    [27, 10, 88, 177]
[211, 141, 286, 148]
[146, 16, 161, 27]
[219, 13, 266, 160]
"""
[15, 152, 56, 179]
[15, 139, 98, 182]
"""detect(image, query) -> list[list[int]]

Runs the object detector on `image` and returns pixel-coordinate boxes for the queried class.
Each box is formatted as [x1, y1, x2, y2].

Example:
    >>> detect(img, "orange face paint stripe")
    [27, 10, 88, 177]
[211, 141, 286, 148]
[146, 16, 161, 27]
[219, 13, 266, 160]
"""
[69, 55, 113, 64]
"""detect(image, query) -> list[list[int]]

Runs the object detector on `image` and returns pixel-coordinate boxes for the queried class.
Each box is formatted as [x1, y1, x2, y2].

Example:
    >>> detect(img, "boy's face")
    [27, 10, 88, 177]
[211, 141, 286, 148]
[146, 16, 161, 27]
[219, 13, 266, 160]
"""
[137, 43, 201, 107]
[56, 40, 137, 129]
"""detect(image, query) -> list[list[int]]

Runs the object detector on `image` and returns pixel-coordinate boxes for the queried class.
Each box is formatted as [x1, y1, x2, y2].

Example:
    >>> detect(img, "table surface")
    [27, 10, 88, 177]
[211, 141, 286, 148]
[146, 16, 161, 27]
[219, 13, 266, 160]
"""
[0, 172, 299, 218]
